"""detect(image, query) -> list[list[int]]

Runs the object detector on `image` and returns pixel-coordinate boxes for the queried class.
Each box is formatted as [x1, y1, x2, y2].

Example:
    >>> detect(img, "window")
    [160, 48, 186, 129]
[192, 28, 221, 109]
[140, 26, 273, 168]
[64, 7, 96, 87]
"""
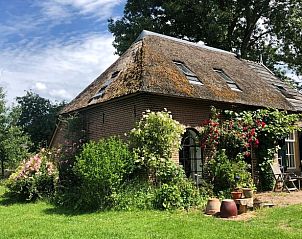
[213, 68, 241, 91]
[173, 61, 203, 85]
[273, 84, 295, 99]
[285, 132, 296, 169]
[111, 71, 120, 78]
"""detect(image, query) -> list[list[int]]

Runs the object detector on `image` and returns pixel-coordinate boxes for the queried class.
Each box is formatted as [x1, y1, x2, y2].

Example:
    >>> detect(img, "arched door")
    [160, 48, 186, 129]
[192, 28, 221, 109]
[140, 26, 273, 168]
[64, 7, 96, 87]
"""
[179, 128, 203, 182]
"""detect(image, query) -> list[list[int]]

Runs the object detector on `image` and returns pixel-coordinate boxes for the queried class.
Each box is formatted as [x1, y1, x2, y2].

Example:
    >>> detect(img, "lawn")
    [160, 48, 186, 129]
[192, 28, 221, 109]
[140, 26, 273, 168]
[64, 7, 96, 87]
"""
[1, 185, 302, 239]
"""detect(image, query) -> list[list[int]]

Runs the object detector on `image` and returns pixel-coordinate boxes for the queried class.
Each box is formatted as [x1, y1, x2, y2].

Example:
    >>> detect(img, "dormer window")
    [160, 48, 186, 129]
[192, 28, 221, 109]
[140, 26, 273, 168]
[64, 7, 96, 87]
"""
[213, 68, 241, 91]
[273, 84, 295, 99]
[111, 71, 120, 78]
[93, 86, 107, 99]
[89, 72, 118, 103]
[173, 61, 203, 85]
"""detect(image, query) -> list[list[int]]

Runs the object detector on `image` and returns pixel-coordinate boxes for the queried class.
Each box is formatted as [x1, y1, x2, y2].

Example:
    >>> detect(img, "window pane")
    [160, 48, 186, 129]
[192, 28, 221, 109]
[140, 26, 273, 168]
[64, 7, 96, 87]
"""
[227, 83, 241, 91]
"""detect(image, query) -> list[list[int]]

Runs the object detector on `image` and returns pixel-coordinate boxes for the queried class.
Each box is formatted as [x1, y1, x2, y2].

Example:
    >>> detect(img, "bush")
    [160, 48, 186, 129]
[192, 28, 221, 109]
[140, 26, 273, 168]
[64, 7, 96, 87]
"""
[72, 137, 134, 210]
[129, 109, 185, 184]
[206, 149, 253, 194]
[153, 179, 200, 210]
[53, 142, 82, 208]
[110, 179, 155, 211]
[6, 150, 57, 201]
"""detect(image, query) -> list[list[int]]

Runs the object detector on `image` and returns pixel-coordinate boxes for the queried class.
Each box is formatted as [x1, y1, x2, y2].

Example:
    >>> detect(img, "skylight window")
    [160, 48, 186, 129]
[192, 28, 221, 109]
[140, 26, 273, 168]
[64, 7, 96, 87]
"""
[111, 71, 120, 78]
[213, 68, 241, 91]
[173, 61, 203, 85]
[90, 77, 115, 102]
[273, 84, 295, 99]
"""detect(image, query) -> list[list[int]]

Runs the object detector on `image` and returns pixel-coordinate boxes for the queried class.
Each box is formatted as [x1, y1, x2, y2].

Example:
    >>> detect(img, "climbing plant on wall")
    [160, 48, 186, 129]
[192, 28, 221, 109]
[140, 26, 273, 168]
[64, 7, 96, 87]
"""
[200, 107, 302, 191]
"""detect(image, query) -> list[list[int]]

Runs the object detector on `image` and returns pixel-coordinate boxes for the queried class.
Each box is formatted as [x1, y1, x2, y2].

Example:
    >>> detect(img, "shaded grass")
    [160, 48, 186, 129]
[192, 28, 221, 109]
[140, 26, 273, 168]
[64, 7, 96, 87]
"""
[1, 185, 302, 239]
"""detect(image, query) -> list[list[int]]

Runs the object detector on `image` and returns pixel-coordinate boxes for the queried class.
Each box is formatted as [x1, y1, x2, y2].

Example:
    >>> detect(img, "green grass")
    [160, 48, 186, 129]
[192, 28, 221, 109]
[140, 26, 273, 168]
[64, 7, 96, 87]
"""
[1, 185, 302, 239]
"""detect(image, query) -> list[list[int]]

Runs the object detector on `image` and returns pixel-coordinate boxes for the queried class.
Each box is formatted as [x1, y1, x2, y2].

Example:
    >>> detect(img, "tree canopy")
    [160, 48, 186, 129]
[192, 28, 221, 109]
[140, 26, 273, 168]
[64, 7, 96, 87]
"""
[16, 91, 65, 151]
[108, 0, 302, 82]
[0, 88, 31, 176]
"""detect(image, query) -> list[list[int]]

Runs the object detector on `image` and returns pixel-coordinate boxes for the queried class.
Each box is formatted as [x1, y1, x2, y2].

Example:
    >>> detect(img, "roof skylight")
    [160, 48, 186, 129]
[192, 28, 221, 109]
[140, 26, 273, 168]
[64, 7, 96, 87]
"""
[213, 68, 241, 91]
[89, 71, 119, 103]
[273, 84, 295, 99]
[173, 61, 203, 85]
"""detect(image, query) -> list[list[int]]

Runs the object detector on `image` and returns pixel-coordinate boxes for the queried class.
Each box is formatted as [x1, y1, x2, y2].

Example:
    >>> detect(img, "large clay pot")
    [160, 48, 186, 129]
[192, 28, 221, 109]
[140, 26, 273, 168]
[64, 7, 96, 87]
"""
[205, 198, 221, 215]
[220, 199, 238, 218]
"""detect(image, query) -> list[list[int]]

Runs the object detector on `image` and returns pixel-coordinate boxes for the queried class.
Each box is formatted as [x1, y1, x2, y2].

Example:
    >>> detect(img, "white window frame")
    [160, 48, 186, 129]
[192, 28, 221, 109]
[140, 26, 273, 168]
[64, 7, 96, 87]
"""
[285, 131, 296, 169]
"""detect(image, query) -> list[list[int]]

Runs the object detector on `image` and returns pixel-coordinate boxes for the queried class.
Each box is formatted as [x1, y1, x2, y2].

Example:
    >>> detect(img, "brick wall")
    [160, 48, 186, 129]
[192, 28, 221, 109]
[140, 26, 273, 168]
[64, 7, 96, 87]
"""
[51, 93, 251, 156]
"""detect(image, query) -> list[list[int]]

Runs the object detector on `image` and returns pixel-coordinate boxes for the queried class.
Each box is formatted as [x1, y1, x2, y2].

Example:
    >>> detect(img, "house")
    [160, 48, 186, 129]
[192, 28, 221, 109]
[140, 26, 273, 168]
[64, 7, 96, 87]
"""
[50, 30, 302, 180]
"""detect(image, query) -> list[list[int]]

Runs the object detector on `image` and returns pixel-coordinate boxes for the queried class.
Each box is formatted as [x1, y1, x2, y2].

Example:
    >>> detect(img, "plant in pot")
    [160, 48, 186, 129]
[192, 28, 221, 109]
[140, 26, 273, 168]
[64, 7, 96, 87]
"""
[231, 175, 243, 199]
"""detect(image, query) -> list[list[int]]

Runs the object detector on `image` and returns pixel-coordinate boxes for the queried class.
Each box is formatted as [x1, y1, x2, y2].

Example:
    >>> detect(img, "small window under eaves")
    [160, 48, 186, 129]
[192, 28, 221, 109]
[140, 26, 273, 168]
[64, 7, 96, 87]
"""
[273, 84, 296, 99]
[173, 61, 203, 85]
[213, 68, 241, 92]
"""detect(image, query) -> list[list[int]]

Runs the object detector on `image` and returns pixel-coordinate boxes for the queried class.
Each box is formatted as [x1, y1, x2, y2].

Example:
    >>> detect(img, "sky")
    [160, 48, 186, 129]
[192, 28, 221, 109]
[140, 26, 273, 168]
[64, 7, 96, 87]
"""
[0, 0, 126, 104]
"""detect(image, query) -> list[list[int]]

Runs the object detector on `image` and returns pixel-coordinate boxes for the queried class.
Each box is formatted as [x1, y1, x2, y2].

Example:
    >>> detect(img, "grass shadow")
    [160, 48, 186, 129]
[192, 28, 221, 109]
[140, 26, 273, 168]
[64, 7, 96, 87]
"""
[0, 193, 31, 206]
[43, 205, 98, 216]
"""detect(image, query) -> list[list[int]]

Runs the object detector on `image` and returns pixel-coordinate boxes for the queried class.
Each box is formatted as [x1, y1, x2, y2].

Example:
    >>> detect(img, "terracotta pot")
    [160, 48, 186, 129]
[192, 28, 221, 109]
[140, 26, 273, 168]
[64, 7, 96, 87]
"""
[242, 188, 253, 198]
[231, 191, 242, 199]
[205, 198, 221, 215]
[220, 199, 238, 218]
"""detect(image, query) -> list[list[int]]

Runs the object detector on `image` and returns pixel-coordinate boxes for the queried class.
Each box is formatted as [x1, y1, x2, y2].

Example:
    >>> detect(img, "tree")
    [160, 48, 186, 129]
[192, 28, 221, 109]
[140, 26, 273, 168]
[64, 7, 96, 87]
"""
[0, 88, 32, 176]
[108, 0, 302, 81]
[16, 91, 65, 151]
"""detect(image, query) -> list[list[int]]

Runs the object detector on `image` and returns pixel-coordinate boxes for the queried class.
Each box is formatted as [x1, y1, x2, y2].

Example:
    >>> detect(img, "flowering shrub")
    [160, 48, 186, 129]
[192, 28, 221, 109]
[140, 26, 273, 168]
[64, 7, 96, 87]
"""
[6, 149, 57, 201]
[129, 110, 201, 210]
[129, 109, 185, 184]
[201, 107, 302, 191]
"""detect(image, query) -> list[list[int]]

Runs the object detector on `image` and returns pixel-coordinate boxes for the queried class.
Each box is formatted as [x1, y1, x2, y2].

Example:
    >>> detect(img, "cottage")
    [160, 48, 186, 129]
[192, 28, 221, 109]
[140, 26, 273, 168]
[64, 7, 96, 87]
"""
[51, 30, 302, 179]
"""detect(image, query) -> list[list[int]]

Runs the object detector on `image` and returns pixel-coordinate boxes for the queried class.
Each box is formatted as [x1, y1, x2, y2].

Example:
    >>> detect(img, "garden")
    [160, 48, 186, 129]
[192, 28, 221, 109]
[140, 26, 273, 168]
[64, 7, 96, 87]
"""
[1, 107, 302, 238]
[2, 107, 302, 211]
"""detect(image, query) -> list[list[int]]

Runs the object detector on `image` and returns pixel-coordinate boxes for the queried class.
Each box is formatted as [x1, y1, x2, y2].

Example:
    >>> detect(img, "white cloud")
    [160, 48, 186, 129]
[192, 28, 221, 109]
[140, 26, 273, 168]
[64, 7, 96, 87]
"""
[0, 33, 118, 104]
[38, 0, 124, 20]
[35, 82, 47, 91]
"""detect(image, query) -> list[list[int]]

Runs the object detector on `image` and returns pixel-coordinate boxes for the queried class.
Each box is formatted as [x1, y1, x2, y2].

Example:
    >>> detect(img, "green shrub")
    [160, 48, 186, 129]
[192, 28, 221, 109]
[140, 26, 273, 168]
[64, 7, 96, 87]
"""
[110, 179, 155, 211]
[153, 178, 201, 210]
[73, 137, 134, 210]
[129, 109, 185, 184]
[206, 149, 253, 194]
[53, 143, 82, 208]
[154, 184, 182, 210]
[6, 150, 57, 201]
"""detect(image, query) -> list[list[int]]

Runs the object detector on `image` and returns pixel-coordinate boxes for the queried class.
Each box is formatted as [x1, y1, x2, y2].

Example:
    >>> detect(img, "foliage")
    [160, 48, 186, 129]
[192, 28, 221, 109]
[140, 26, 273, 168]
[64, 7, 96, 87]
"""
[109, 0, 302, 83]
[5, 150, 57, 201]
[110, 179, 155, 211]
[59, 113, 87, 144]
[52, 141, 83, 208]
[55, 110, 200, 211]
[129, 110, 201, 210]
[129, 109, 185, 184]
[206, 149, 253, 194]
[16, 91, 65, 151]
[201, 107, 302, 191]
[155, 178, 201, 210]
[70, 137, 134, 210]
[0, 88, 32, 176]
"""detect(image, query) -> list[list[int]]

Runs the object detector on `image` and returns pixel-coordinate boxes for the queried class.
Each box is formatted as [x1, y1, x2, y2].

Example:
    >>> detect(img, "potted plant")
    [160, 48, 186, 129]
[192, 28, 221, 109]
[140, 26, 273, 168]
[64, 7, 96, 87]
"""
[230, 175, 243, 199]
[242, 180, 256, 198]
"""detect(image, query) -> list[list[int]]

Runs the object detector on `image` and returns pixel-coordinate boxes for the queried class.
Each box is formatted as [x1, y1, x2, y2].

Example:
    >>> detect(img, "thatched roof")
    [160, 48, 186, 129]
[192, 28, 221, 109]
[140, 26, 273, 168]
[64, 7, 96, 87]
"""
[62, 30, 302, 114]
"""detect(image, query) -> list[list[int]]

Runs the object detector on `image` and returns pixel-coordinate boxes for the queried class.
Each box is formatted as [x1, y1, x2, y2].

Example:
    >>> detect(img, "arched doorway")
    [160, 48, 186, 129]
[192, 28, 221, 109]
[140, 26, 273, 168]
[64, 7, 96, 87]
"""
[179, 128, 203, 183]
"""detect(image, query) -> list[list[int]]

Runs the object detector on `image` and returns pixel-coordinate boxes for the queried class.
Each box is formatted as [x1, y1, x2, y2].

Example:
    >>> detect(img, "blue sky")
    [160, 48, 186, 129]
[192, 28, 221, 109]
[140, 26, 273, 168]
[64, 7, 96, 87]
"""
[0, 0, 126, 104]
